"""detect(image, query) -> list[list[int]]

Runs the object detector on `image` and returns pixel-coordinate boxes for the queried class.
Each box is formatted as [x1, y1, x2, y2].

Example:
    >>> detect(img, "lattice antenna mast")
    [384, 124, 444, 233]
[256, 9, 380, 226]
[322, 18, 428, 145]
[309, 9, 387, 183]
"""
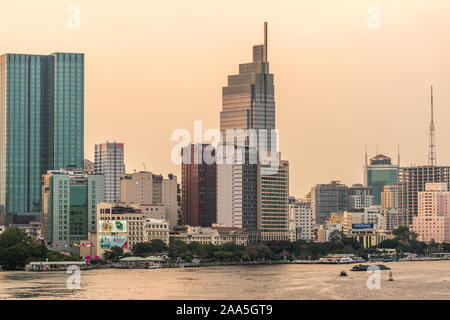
[428, 85, 436, 166]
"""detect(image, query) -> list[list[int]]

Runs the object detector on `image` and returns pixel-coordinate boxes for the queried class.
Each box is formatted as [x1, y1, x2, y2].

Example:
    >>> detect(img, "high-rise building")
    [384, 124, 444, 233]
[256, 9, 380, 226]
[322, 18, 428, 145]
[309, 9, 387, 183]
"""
[215, 22, 289, 241]
[0, 53, 84, 220]
[219, 22, 275, 151]
[413, 183, 450, 243]
[217, 146, 258, 239]
[258, 155, 289, 241]
[121, 171, 178, 227]
[290, 201, 315, 241]
[41, 169, 104, 248]
[364, 153, 398, 205]
[311, 181, 348, 225]
[348, 184, 373, 210]
[397, 166, 450, 227]
[94, 142, 125, 203]
[181, 144, 217, 227]
[381, 185, 397, 211]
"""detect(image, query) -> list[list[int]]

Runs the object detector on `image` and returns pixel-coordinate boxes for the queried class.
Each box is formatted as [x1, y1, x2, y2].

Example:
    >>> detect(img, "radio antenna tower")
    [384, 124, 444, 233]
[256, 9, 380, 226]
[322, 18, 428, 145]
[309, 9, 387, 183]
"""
[428, 85, 436, 166]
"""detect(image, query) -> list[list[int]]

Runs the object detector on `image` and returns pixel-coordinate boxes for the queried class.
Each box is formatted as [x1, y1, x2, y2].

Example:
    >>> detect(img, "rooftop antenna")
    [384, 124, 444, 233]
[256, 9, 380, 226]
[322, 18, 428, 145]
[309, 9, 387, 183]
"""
[397, 144, 400, 166]
[263, 21, 268, 63]
[428, 85, 436, 166]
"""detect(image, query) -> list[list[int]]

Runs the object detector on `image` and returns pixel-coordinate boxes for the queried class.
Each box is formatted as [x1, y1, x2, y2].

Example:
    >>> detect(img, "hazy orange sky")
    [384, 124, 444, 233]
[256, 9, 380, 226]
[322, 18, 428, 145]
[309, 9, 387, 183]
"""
[1, 0, 450, 197]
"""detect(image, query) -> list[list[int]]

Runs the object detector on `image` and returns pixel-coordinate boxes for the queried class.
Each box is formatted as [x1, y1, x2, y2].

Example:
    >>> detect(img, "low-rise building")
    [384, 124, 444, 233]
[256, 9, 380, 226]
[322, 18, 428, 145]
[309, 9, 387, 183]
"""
[97, 202, 146, 256]
[10, 221, 42, 240]
[170, 225, 248, 246]
[146, 218, 170, 245]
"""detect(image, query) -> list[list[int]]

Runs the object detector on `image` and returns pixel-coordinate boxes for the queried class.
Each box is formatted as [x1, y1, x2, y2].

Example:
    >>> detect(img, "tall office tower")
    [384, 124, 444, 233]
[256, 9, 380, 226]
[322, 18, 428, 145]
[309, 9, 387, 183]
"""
[220, 22, 275, 151]
[41, 169, 104, 248]
[121, 171, 178, 227]
[397, 166, 450, 227]
[381, 185, 397, 211]
[258, 155, 289, 241]
[290, 201, 314, 241]
[181, 144, 217, 227]
[94, 142, 125, 203]
[311, 181, 348, 225]
[364, 153, 398, 205]
[413, 183, 450, 243]
[0, 53, 84, 221]
[348, 184, 373, 210]
[217, 145, 258, 240]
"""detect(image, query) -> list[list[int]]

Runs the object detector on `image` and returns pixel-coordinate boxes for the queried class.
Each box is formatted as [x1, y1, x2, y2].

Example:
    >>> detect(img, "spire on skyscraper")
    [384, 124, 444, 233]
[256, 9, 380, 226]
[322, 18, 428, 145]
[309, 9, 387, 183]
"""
[263, 21, 268, 63]
[428, 85, 436, 166]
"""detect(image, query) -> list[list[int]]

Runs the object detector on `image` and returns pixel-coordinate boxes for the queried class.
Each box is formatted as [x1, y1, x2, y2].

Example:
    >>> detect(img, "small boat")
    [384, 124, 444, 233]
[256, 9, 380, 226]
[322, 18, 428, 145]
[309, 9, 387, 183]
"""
[351, 264, 391, 271]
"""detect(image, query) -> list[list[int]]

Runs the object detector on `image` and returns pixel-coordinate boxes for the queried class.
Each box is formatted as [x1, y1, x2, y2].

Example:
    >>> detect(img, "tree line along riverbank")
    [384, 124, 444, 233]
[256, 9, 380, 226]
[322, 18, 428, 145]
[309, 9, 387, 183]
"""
[1, 226, 450, 271]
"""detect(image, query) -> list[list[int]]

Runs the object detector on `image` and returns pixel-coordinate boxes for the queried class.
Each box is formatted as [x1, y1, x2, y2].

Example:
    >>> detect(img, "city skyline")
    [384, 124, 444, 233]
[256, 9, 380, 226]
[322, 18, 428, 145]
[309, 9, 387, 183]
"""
[1, 1, 450, 197]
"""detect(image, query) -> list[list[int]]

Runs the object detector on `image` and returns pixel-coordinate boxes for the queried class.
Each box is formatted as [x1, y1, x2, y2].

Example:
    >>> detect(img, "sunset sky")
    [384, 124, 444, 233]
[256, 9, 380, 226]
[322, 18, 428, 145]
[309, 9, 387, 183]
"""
[1, 0, 450, 197]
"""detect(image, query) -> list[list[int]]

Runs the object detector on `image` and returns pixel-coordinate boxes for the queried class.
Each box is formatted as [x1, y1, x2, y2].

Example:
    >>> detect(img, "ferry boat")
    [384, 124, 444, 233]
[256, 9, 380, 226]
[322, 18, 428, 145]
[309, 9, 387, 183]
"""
[319, 255, 355, 264]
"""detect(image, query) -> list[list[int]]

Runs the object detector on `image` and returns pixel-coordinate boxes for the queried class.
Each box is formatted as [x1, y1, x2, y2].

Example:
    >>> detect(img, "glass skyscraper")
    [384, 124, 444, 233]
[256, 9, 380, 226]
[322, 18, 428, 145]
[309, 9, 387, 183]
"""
[364, 154, 398, 205]
[216, 23, 290, 241]
[0, 52, 84, 219]
[41, 169, 104, 248]
[220, 22, 275, 151]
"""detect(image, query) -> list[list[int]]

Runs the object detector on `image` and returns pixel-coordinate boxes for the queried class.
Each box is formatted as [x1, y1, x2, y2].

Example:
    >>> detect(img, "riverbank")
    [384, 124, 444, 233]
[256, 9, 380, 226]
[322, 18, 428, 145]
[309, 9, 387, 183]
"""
[1, 260, 449, 299]
[17, 256, 450, 272]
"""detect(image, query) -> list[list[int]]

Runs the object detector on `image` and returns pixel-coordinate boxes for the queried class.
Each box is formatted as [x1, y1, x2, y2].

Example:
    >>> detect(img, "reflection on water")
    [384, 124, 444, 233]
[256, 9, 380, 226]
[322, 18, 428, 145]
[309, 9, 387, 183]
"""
[1, 261, 450, 300]
[1, 271, 78, 299]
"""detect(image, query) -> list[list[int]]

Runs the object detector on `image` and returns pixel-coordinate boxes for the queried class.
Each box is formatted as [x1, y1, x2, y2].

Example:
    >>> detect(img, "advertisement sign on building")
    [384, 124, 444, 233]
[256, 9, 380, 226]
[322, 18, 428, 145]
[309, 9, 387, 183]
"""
[99, 236, 128, 249]
[352, 223, 374, 230]
[98, 220, 127, 233]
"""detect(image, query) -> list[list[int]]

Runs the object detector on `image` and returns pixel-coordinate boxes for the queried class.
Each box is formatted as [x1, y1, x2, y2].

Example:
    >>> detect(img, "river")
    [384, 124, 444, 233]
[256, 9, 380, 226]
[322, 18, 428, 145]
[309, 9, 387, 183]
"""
[0, 261, 449, 299]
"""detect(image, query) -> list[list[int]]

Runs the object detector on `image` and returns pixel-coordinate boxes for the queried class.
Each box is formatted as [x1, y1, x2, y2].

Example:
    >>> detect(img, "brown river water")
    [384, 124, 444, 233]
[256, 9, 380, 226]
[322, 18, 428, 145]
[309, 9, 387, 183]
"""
[0, 261, 449, 299]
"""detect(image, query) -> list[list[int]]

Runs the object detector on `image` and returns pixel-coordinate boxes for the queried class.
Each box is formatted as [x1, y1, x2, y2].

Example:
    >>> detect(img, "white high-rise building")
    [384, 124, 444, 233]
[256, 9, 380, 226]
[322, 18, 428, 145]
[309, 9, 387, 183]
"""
[290, 201, 315, 241]
[94, 142, 125, 203]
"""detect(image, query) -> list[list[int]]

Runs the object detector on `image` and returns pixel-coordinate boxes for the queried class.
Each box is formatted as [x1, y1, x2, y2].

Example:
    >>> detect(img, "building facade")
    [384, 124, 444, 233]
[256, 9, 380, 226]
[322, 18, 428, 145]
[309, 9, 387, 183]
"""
[258, 156, 289, 241]
[364, 154, 398, 206]
[41, 169, 104, 248]
[94, 142, 125, 203]
[289, 201, 315, 241]
[146, 218, 170, 245]
[413, 183, 450, 243]
[121, 171, 178, 227]
[381, 184, 397, 211]
[397, 166, 450, 227]
[311, 181, 348, 225]
[216, 145, 258, 240]
[97, 202, 145, 256]
[181, 144, 217, 227]
[170, 225, 248, 246]
[348, 184, 373, 210]
[0, 53, 84, 220]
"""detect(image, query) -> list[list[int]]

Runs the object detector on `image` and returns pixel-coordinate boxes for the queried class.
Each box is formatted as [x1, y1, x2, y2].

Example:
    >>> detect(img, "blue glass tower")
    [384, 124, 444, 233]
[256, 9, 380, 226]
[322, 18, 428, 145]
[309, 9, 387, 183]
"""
[0, 52, 84, 219]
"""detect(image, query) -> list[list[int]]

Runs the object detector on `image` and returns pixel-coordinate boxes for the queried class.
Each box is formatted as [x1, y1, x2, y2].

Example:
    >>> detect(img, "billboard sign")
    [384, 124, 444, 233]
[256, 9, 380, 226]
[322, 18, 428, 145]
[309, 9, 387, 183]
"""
[99, 236, 128, 249]
[352, 223, 374, 230]
[99, 220, 127, 233]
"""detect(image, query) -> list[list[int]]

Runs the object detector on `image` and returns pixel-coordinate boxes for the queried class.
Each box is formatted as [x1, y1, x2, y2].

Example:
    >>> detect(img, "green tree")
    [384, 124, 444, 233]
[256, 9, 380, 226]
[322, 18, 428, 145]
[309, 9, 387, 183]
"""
[0, 245, 29, 270]
[103, 246, 124, 261]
